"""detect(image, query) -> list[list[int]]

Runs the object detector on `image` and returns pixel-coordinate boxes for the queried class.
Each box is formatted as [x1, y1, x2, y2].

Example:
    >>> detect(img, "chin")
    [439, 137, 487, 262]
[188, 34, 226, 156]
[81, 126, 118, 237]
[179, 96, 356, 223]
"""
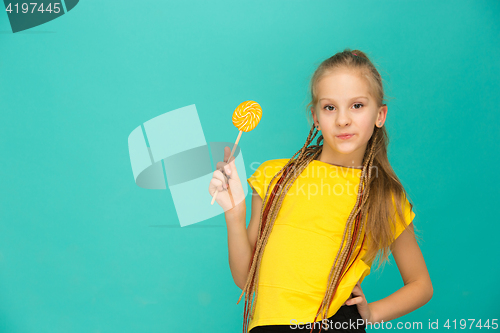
[334, 144, 359, 154]
[336, 149, 356, 155]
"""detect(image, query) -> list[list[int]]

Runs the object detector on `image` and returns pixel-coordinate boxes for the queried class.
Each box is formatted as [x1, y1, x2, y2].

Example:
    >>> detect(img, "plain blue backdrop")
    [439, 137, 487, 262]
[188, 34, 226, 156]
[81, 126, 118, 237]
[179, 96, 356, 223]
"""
[0, 0, 499, 332]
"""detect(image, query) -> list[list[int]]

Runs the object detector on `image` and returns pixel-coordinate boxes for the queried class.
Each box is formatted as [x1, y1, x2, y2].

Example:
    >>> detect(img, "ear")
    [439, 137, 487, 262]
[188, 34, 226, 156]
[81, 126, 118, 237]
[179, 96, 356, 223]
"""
[377, 104, 388, 127]
[311, 106, 318, 125]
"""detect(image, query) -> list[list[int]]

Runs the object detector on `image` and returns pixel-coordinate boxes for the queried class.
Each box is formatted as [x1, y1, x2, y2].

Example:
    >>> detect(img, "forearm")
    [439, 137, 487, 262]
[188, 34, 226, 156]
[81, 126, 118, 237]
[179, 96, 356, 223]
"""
[368, 279, 433, 323]
[225, 209, 252, 290]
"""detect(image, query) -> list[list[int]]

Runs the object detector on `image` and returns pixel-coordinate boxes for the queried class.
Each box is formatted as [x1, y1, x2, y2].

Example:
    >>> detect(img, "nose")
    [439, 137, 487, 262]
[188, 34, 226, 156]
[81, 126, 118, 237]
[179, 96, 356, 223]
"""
[336, 108, 352, 127]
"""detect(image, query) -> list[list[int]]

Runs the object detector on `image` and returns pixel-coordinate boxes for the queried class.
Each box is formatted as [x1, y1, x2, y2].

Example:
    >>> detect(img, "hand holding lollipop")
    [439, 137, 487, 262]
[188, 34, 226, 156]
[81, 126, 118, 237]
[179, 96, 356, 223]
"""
[210, 101, 262, 205]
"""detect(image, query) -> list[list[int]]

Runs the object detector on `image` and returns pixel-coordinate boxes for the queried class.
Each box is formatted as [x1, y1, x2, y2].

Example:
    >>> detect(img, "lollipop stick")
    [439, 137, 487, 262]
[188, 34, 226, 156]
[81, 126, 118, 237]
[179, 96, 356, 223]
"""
[211, 130, 243, 205]
[227, 130, 242, 164]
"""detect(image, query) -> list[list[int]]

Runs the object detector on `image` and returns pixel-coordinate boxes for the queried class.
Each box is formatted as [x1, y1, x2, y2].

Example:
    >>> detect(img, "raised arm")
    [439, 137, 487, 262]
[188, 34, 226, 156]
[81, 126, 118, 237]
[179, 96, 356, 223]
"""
[225, 188, 263, 290]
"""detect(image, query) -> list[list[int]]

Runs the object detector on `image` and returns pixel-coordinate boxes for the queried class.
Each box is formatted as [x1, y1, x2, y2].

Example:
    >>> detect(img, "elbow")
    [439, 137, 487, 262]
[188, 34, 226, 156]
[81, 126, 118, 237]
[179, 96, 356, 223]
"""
[427, 280, 434, 303]
[237, 269, 251, 291]
[236, 279, 246, 291]
[424, 273, 434, 303]
[235, 275, 248, 291]
[419, 278, 433, 305]
[408, 277, 433, 305]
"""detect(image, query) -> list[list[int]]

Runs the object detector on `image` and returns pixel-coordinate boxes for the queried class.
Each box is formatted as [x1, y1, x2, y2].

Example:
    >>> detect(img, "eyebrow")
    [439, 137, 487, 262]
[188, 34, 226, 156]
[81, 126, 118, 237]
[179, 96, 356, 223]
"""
[319, 96, 369, 102]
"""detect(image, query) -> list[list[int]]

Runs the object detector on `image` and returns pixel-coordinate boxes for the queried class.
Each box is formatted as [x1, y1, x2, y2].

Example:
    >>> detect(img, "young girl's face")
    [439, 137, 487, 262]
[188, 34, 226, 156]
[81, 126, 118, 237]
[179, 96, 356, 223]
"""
[311, 69, 387, 165]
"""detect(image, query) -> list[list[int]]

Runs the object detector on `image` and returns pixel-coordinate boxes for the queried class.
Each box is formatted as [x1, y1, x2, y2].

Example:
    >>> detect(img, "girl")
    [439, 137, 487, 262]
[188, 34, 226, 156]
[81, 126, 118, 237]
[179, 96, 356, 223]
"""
[209, 49, 433, 333]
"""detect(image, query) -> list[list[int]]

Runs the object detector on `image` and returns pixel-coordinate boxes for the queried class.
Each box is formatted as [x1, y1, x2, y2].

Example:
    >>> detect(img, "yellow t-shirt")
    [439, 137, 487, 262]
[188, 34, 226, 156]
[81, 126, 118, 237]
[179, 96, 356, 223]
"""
[246, 158, 415, 332]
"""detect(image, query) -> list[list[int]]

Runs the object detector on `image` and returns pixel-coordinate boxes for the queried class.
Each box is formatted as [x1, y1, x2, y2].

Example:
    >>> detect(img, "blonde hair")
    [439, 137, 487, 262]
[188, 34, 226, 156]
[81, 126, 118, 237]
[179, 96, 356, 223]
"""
[237, 48, 418, 333]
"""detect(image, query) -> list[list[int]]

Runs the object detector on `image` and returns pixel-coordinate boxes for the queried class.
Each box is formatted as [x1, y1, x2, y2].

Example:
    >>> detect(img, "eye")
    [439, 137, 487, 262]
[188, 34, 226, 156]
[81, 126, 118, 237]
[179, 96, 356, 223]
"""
[323, 103, 364, 111]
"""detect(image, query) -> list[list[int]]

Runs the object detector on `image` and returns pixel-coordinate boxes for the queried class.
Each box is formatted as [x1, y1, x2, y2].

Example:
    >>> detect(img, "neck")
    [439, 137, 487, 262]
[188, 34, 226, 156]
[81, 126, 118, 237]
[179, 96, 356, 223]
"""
[315, 151, 364, 170]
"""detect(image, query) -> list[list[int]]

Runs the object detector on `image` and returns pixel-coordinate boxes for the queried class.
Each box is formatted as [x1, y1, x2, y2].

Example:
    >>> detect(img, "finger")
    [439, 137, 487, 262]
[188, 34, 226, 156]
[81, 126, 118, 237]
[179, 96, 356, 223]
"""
[350, 288, 364, 300]
[345, 296, 363, 305]
[344, 292, 354, 306]
[224, 146, 231, 163]
[227, 153, 236, 164]
[209, 178, 225, 193]
[223, 164, 231, 176]
[219, 161, 237, 184]
[213, 170, 228, 189]
[214, 165, 231, 184]
[215, 162, 227, 174]
[225, 156, 238, 175]
[353, 283, 364, 293]
[226, 144, 239, 165]
[216, 161, 228, 172]
[215, 160, 233, 179]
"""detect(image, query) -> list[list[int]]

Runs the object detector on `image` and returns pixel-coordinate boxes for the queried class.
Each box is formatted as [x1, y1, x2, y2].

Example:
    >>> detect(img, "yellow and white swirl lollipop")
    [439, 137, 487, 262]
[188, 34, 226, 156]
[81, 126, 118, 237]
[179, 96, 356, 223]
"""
[232, 100, 262, 132]
[211, 101, 263, 205]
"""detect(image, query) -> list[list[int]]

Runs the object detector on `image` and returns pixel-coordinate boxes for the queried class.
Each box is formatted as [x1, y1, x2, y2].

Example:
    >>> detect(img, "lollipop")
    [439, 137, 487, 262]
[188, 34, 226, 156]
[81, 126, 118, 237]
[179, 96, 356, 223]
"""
[232, 100, 262, 132]
[211, 101, 262, 205]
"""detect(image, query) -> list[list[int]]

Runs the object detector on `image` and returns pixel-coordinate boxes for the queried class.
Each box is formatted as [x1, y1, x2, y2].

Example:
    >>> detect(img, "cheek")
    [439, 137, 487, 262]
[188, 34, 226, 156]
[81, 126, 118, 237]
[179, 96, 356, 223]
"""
[353, 121, 374, 138]
[318, 112, 334, 121]
[358, 118, 375, 130]
[316, 113, 328, 124]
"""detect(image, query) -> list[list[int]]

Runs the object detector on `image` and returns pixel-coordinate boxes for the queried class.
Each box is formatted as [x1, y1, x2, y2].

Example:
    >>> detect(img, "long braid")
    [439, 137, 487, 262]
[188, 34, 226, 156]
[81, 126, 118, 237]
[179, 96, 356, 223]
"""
[310, 128, 379, 333]
[236, 48, 413, 333]
[237, 122, 323, 333]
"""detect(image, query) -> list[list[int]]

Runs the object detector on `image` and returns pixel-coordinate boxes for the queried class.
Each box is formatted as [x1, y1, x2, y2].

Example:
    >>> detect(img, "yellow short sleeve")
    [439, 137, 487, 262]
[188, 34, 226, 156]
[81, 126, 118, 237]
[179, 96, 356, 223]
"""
[247, 160, 286, 201]
[392, 193, 416, 241]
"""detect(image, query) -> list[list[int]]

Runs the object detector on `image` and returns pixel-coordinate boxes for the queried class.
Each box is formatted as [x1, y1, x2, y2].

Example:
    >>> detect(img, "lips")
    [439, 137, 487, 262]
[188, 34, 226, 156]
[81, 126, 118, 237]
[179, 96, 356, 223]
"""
[336, 134, 354, 139]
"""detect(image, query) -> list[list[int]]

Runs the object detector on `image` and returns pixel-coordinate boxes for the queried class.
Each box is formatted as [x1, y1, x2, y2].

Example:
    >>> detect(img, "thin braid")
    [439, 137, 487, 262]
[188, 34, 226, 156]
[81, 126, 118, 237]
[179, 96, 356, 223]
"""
[237, 123, 322, 333]
[310, 130, 379, 333]
[237, 122, 380, 333]
[233, 48, 412, 333]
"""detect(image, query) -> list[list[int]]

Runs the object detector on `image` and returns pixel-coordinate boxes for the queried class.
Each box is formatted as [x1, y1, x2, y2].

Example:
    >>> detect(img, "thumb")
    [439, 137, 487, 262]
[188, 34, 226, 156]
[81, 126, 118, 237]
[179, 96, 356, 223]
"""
[225, 159, 241, 181]
[224, 164, 231, 175]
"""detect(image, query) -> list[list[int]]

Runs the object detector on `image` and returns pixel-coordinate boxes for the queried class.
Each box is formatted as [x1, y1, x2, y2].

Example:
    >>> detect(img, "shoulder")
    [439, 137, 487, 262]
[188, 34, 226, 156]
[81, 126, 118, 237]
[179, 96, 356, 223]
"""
[262, 158, 289, 168]
[251, 158, 289, 173]
[247, 158, 290, 200]
[389, 191, 416, 241]
[247, 159, 290, 184]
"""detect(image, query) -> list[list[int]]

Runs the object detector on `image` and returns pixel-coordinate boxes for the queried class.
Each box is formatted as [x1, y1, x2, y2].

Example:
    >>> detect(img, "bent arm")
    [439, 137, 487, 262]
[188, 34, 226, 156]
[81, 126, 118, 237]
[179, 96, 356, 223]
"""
[368, 223, 433, 323]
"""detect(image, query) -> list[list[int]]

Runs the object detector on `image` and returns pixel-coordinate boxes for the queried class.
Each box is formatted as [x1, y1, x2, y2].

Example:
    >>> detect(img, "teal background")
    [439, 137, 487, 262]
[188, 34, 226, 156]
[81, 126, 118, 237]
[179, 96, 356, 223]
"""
[1, 0, 499, 332]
